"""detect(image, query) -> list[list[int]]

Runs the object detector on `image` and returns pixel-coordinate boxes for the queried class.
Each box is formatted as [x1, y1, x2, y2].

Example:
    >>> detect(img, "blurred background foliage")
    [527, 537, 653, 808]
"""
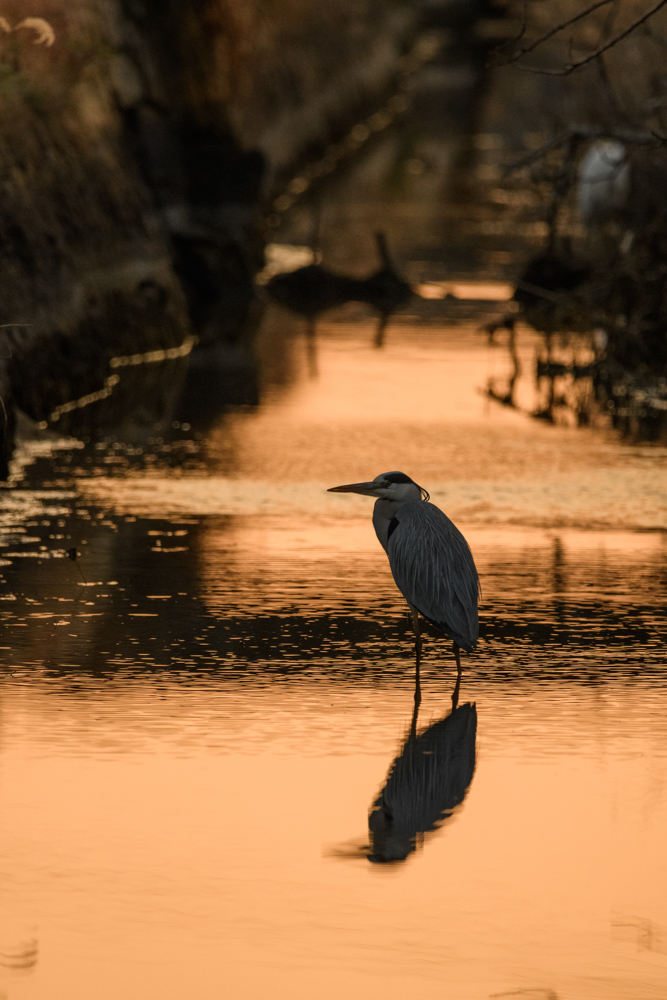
[0, 0, 664, 457]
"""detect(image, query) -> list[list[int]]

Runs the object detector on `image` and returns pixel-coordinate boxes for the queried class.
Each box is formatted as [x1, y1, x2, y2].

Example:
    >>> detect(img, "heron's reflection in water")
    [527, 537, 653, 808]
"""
[368, 681, 477, 864]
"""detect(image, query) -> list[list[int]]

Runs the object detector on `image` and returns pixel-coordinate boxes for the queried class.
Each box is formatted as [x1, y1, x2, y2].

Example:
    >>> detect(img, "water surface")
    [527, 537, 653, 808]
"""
[0, 316, 665, 1000]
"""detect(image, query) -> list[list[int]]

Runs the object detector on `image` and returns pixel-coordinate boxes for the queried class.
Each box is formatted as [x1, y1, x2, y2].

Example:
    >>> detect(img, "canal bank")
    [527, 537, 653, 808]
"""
[0, 0, 487, 474]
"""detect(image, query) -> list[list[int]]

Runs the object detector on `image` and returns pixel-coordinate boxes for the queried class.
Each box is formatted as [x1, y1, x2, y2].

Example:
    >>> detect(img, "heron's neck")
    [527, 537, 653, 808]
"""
[372, 497, 407, 551]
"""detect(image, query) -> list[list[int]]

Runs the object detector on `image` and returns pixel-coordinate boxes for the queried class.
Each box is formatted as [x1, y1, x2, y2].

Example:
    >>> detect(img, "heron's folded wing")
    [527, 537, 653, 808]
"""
[387, 502, 479, 649]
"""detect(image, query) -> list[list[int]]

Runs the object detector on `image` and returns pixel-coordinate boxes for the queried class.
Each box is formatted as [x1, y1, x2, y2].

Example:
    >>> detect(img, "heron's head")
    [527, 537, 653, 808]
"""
[328, 471, 429, 502]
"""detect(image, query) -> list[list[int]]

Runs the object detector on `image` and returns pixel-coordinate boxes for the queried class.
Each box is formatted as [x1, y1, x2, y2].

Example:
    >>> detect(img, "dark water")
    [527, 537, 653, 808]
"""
[0, 36, 666, 1000]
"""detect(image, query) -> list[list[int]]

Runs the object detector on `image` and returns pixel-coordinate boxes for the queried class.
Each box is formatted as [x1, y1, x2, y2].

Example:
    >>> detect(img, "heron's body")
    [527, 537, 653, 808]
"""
[373, 495, 478, 650]
[328, 471, 479, 701]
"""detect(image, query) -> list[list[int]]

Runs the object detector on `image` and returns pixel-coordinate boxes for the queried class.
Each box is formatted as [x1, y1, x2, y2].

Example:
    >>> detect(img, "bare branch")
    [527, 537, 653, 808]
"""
[502, 0, 614, 64]
[492, 0, 529, 56]
[504, 125, 661, 176]
[516, 0, 667, 75]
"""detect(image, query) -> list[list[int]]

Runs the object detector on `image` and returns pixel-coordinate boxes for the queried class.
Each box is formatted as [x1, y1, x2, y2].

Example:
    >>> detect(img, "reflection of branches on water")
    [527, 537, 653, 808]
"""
[532, 329, 601, 424]
[485, 317, 521, 409]
[22, 334, 197, 431]
[0, 935, 38, 972]
[483, 311, 599, 426]
[32, 342, 195, 429]
[264, 232, 412, 368]
[480, 228, 667, 437]
[612, 914, 667, 955]
[490, 990, 559, 1000]
[534, 352, 598, 425]
[487, 314, 667, 435]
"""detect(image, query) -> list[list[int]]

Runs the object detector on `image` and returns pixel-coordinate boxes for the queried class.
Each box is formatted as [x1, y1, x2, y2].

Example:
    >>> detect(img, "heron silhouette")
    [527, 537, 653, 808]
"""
[328, 471, 479, 705]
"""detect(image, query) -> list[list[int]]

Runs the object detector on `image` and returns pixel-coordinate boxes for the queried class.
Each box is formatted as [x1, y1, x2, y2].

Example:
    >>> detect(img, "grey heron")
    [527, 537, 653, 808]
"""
[577, 140, 629, 225]
[328, 471, 479, 703]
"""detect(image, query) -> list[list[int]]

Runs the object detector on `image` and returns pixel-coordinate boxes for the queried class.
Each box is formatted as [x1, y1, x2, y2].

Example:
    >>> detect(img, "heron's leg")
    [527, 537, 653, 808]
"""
[449, 643, 463, 710]
[408, 696, 420, 741]
[451, 670, 461, 712]
[414, 649, 421, 707]
[408, 604, 422, 657]
[408, 603, 422, 706]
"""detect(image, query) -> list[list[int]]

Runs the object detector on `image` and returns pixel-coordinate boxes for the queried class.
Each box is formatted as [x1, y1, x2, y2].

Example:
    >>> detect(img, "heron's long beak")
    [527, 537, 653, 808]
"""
[328, 481, 379, 496]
